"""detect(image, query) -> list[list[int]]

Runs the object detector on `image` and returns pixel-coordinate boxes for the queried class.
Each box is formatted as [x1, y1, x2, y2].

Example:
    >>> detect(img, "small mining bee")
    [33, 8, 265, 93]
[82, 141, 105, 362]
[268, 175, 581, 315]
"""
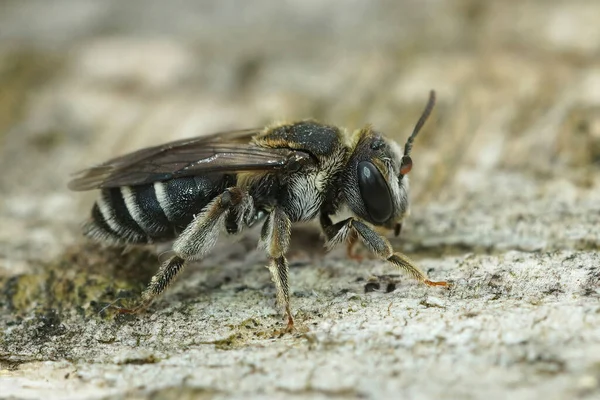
[69, 90, 447, 330]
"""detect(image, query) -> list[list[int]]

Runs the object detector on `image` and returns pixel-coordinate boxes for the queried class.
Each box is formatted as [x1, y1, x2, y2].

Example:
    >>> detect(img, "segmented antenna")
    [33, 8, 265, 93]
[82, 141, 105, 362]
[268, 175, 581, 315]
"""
[403, 90, 436, 158]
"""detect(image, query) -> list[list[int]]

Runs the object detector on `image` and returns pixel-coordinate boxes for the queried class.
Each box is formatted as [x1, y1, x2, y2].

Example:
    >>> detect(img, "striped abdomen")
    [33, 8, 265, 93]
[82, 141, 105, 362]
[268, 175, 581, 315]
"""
[85, 174, 234, 244]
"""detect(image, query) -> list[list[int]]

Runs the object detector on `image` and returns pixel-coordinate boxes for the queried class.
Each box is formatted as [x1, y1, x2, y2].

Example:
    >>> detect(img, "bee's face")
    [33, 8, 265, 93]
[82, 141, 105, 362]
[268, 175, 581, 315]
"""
[344, 128, 414, 232]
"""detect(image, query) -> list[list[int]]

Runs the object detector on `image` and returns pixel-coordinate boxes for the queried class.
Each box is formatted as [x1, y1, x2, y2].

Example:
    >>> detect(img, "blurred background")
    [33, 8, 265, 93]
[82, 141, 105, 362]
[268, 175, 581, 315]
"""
[1, 0, 599, 261]
[1, 1, 599, 399]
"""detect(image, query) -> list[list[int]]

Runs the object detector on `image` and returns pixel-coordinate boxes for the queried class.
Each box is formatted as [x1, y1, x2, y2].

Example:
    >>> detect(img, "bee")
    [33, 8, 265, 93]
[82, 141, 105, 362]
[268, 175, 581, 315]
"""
[69, 90, 447, 330]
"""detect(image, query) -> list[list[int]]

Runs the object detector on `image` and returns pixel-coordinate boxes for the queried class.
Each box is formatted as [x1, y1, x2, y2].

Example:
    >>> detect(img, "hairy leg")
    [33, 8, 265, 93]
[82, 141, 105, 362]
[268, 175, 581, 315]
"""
[119, 187, 248, 313]
[321, 213, 447, 287]
[260, 207, 294, 331]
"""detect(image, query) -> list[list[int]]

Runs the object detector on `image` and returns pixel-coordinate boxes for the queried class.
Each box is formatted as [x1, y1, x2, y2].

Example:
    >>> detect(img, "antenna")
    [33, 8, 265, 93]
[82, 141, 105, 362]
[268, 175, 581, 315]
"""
[403, 90, 436, 158]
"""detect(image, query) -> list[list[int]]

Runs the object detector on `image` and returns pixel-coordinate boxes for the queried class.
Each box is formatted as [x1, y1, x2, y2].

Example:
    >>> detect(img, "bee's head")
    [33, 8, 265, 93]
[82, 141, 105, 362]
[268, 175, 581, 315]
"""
[343, 91, 436, 235]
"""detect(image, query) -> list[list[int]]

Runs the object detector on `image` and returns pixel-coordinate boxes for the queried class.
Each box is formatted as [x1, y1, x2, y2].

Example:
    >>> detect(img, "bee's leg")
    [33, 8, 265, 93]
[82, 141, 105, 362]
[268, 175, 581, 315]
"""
[322, 216, 447, 287]
[320, 212, 352, 250]
[345, 231, 363, 261]
[117, 255, 187, 313]
[261, 207, 294, 331]
[321, 213, 365, 261]
[119, 188, 247, 313]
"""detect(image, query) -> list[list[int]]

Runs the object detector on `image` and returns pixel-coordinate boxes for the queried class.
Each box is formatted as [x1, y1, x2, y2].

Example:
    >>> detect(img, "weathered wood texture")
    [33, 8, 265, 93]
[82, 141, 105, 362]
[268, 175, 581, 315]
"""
[1, 1, 599, 399]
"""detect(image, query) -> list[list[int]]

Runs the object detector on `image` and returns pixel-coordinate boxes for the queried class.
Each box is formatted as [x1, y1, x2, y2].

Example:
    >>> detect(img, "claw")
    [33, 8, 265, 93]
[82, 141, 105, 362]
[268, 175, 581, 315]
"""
[97, 298, 146, 315]
[283, 306, 295, 333]
[114, 306, 143, 314]
[112, 300, 151, 315]
[424, 279, 449, 287]
[285, 316, 295, 333]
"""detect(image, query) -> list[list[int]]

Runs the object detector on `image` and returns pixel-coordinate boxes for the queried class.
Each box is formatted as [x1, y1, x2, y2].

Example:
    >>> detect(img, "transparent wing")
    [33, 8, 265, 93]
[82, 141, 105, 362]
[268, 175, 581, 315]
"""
[68, 128, 312, 190]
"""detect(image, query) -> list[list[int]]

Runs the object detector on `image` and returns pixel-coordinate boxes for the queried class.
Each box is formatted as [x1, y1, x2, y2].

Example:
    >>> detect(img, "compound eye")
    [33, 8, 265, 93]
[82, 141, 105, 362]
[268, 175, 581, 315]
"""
[357, 161, 393, 223]
[400, 156, 413, 175]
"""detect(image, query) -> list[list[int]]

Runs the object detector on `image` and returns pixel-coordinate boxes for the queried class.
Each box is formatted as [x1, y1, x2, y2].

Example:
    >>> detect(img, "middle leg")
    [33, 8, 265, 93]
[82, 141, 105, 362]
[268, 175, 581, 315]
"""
[260, 207, 294, 331]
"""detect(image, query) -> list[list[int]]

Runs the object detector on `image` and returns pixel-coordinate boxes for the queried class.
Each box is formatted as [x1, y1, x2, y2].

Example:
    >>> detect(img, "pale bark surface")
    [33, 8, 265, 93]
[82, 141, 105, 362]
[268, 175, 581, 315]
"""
[1, 1, 599, 399]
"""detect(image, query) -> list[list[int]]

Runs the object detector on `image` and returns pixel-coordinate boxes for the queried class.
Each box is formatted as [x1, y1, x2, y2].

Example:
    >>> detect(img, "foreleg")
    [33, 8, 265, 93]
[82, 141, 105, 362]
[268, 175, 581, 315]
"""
[321, 214, 447, 287]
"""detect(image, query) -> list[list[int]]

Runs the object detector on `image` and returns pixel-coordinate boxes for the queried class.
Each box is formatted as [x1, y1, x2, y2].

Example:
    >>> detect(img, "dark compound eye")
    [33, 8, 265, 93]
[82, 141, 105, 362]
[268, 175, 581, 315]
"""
[357, 161, 393, 223]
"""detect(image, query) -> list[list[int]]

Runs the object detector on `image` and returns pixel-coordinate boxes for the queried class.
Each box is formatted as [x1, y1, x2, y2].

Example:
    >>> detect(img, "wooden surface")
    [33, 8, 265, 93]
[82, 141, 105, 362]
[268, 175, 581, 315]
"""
[1, 1, 599, 399]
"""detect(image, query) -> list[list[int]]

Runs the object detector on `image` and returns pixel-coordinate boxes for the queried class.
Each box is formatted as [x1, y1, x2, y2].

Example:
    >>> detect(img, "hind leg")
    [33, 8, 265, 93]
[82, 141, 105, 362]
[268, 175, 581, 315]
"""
[119, 187, 250, 313]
